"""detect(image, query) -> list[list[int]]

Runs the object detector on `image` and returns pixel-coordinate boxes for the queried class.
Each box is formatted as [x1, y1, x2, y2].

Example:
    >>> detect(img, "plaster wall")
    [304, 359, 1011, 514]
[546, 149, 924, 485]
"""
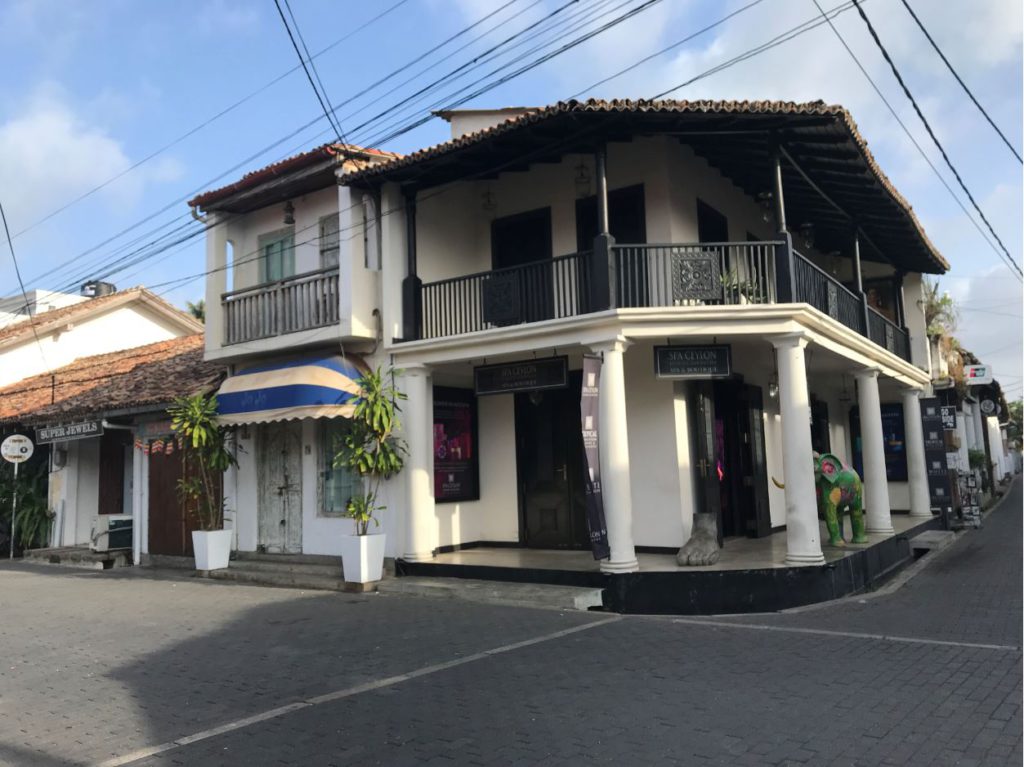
[0, 305, 186, 387]
[73, 438, 100, 546]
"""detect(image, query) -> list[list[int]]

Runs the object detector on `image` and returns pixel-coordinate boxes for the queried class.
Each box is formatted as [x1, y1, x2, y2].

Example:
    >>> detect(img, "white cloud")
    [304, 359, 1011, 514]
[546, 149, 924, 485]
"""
[0, 83, 181, 233]
[196, 0, 261, 36]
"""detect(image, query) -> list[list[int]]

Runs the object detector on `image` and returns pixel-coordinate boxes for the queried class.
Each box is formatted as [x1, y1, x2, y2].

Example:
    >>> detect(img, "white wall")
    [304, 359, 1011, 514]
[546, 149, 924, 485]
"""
[74, 439, 100, 545]
[0, 304, 187, 387]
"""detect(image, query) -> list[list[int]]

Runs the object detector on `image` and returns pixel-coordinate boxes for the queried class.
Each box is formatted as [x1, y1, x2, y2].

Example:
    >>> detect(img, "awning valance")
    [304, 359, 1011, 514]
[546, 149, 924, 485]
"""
[215, 355, 366, 425]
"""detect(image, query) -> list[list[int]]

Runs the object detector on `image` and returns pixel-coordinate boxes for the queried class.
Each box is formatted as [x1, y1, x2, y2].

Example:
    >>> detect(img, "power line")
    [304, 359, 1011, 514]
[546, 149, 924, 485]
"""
[273, 0, 346, 142]
[0, 201, 51, 371]
[809, 0, 1022, 283]
[898, 0, 1021, 164]
[850, 0, 1021, 278]
[11, 0, 412, 241]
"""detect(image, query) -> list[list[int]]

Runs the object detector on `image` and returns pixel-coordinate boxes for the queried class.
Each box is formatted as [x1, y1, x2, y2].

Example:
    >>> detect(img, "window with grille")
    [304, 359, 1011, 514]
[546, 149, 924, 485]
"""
[320, 215, 340, 269]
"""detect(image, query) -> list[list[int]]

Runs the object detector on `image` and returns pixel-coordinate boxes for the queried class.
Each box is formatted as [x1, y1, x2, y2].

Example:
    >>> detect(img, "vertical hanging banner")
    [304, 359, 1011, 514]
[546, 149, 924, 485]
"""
[581, 355, 610, 561]
[920, 397, 953, 515]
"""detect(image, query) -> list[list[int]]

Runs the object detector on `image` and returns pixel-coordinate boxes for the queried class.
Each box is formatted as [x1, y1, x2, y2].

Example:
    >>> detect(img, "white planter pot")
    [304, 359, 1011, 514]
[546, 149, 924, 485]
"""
[192, 529, 232, 571]
[339, 533, 386, 583]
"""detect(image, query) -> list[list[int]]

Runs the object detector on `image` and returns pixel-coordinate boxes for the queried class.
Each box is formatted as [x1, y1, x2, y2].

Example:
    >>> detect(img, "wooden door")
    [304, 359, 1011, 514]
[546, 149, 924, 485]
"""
[516, 376, 588, 548]
[491, 207, 553, 323]
[576, 184, 648, 307]
[737, 384, 772, 538]
[258, 422, 303, 553]
[148, 449, 194, 556]
[692, 382, 722, 541]
[98, 431, 132, 515]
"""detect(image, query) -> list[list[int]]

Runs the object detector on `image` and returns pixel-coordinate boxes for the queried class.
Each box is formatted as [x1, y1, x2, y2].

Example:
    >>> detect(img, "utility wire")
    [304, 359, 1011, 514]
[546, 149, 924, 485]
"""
[898, 0, 1021, 164]
[12, 0, 411, 240]
[0, 201, 51, 371]
[273, 0, 346, 142]
[810, 0, 1022, 282]
[850, 0, 1021, 277]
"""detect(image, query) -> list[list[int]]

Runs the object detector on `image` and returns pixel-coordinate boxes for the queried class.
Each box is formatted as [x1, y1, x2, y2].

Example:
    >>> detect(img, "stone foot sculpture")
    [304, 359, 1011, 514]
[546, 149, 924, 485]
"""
[677, 512, 721, 566]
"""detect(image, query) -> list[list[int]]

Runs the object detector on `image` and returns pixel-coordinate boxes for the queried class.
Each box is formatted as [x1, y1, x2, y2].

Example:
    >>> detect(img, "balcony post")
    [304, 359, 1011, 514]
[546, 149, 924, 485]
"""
[894, 270, 907, 329]
[590, 146, 616, 311]
[401, 190, 423, 341]
[771, 142, 794, 303]
[853, 228, 870, 337]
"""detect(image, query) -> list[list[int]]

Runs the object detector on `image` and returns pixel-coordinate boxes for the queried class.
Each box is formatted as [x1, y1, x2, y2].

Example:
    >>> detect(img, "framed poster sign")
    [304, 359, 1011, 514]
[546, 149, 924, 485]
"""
[850, 404, 908, 482]
[433, 387, 479, 503]
[474, 357, 568, 395]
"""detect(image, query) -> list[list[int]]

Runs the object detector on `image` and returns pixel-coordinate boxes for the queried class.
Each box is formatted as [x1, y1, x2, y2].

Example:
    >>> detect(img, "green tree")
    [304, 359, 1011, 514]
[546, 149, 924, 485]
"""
[1007, 399, 1023, 439]
[168, 394, 235, 531]
[332, 367, 407, 535]
[922, 278, 958, 338]
[186, 299, 205, 323]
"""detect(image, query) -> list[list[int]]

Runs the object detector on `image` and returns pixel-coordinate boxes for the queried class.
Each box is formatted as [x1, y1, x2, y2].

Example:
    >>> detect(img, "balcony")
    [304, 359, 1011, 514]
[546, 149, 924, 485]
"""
[222, 267, 339, 345]
[415, 242, 911, 361]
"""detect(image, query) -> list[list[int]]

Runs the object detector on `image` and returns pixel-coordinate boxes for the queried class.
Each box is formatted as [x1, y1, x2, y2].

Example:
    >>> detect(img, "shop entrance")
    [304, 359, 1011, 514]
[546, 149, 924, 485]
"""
[692, 380, 771, 541]
[514, 373, 589, 549]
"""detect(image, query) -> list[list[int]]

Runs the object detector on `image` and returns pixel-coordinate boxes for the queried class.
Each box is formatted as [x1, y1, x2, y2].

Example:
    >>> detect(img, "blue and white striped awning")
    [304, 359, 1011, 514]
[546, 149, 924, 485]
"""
[215, 355, 366, 425]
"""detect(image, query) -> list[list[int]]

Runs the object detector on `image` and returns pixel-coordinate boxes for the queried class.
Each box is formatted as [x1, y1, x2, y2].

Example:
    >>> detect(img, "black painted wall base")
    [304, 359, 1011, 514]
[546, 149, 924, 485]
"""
[396, 516, 944, 615]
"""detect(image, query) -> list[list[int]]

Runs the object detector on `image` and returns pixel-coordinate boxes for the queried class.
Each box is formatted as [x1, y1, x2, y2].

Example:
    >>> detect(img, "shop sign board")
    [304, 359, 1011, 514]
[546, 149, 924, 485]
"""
[580, 355, 610, 561]
[654, 345, 731, 379]
[432, 387, 479, 504]
[36, 420, 103, 444]
[979, 398, 999, 416]
[939, 406, 957, 430]
[474, 357, 568, 396]
[1, 434, 34, 464]
[920, 397, 953, 513]
[965, 364, 993, 386]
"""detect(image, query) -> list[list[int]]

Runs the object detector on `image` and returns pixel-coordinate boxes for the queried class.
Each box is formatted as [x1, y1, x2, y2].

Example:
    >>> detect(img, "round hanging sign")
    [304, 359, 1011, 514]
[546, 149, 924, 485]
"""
[1, 434, 34, 464]
[980, 399, 998, 416]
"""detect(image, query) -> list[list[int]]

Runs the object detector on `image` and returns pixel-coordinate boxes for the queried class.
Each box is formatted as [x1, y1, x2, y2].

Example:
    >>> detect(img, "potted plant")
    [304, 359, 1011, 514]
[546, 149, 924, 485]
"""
[169, 393, 236, 571]
[333, 366, 407, 583]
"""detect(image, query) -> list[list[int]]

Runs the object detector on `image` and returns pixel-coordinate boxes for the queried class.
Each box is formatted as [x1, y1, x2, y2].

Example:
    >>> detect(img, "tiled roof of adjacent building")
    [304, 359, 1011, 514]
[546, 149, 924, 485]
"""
[0, 335, 224, 425]
[188, 142, 400, 212]
[0, 286, 203, 350]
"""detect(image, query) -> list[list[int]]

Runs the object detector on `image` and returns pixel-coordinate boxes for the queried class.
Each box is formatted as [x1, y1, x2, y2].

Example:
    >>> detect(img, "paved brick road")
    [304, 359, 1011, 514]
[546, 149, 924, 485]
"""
[1, 478, 1019, 766]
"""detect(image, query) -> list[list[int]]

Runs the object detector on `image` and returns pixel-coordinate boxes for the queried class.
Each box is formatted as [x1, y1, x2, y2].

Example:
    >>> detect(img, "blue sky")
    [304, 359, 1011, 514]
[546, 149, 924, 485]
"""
[1, 0, 1020, 390]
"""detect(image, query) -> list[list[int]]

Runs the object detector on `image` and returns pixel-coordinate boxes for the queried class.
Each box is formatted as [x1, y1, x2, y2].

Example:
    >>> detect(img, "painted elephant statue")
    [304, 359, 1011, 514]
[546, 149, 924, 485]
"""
[772, 453, 867, 547]
[814, 452, 867, 547]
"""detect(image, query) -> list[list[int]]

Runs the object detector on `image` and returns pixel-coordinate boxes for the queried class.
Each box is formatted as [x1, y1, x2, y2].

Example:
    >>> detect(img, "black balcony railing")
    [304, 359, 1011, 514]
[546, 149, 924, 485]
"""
[222, 267, 339, 345]
[414, 241, 911, 362]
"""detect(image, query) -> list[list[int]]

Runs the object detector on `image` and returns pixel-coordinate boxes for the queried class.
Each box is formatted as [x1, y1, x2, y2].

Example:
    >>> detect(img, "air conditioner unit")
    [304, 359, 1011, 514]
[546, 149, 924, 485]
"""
[91, 515, 133, 552]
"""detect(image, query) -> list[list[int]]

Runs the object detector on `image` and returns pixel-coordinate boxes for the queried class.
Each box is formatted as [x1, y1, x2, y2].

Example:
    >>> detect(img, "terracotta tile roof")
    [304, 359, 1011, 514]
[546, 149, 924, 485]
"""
[0, 335, 224, 425]
[339, 98, 949, 272]
[0, 286, 203, 349]
[188, 142, 400, 211]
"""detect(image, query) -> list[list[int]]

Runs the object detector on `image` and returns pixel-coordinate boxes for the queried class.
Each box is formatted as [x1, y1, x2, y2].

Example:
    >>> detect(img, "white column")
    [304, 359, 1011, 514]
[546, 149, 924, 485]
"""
[971, 404, 985, 454]
[772, 333, 825, 566]
[204, 212, 228, 353]
[402, 365, 435, 562]
[902, 389, 932, 518]
[963, 403, 977, 453]
[590, 338, 638, 573]
[855, 368, 894, 534]
[131, 442, 144, 565]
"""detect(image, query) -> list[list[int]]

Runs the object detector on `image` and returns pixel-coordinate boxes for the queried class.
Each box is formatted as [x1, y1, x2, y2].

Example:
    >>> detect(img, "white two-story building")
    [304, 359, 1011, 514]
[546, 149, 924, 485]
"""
[193, 100, 948, 613]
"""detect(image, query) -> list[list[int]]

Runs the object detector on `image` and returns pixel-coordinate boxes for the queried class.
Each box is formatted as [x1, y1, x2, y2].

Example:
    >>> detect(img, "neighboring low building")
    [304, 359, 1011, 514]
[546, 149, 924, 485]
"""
[0, 335, 223, 560]
[0, 285, 203, 387]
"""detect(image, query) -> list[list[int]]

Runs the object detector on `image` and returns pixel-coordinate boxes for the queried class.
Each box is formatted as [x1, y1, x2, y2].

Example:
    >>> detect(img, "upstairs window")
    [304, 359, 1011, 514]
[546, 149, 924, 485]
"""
[258, 228, 295, 282]
[320, 214, 340, 269]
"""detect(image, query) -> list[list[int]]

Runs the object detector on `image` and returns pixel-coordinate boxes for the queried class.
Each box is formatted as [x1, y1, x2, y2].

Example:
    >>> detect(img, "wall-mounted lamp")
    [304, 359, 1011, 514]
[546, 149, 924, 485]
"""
[574, 160, 591, 197]
[481, 188, 497, 212]
[768, 373, 779, 400]
[757, 191, 773, 223]
[283, 201, 295, 225]
[798, 222, 815, 250]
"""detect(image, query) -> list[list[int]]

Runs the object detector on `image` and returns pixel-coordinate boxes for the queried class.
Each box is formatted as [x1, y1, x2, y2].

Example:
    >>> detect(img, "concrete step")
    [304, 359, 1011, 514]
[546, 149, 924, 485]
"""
[204, 567, 357, 592]
[377, 576, 605, 612]
[226, 558, 344, 577]
[233, 551, 342, 567]
[909, 530, 957, 554]
[23, 546, 130, 570]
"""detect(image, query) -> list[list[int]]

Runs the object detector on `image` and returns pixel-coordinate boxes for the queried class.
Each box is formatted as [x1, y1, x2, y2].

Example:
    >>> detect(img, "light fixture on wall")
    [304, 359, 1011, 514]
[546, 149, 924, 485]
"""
[827, 251, 841, 276]
[481, 188, 497, 212]
[798, 221, 815, 249]
[768, 373, 779, 400]
[839, 375, 852, 404]
[283, 201, 295, 225]
[574, 159, 591, 197]
[757, 191, 773, 223]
